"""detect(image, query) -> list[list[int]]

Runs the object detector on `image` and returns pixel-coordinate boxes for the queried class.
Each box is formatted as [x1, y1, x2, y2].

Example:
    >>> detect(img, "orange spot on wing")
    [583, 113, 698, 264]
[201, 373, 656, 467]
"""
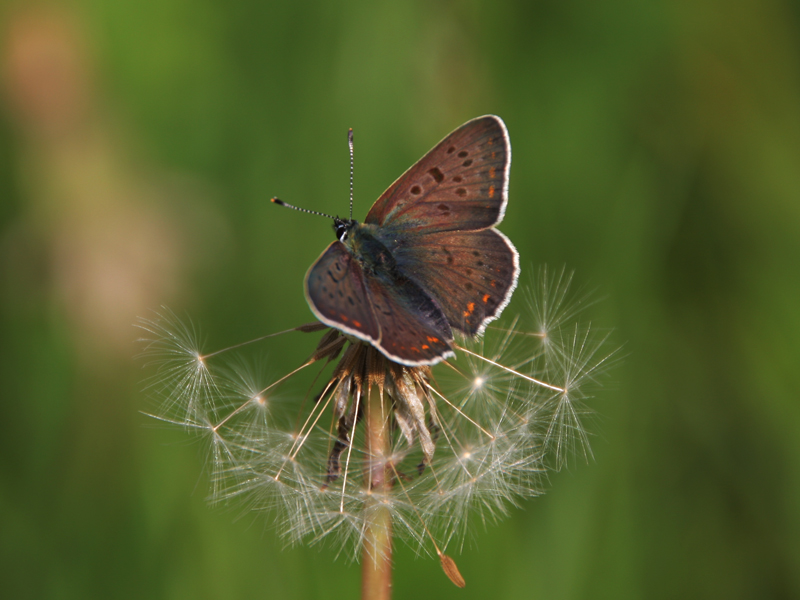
[426, 336, 439, 343]
[489, 185, 495, 198]
[489, 166, 496, 178]
[490, 280, 497, 288]
[463, 302, 476, 318]
[340, 314, 349, 322]
[482, 294, 490, 303]
[422, 344, 429, 350]
[411, 347, 420, 353]
[353, 320, 362, 328]
[491, 151, 496, 159]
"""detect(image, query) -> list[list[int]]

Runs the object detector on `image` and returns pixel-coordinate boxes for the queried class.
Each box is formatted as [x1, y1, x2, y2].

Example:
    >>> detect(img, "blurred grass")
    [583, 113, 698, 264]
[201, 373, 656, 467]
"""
[1, 0, 799, 598]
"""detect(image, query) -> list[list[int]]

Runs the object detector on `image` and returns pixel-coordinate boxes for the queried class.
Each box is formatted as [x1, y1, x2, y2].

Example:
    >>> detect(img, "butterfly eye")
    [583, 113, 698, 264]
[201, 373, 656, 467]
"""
[333, 218, 349, 241]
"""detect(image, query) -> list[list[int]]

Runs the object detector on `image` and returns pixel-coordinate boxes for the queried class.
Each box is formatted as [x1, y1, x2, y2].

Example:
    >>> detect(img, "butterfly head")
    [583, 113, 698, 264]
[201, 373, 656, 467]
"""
[333, 217, 358, 242]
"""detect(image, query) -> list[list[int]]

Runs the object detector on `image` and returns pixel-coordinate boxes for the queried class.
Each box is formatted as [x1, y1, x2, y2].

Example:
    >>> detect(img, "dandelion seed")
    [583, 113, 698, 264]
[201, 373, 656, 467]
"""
[137, 269, 616, 589]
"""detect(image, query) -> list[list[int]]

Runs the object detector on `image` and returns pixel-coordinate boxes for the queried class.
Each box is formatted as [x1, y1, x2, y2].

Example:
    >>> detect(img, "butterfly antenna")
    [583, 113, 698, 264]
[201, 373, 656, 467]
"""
[271, 198, 335, 220]
[348, 128, 354, 220]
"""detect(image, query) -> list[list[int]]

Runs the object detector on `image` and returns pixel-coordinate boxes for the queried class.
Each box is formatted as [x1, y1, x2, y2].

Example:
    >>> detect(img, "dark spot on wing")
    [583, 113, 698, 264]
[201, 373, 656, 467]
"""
[465, 282, 473, 290]
[410, 185, 422, 195]
[458, 150, 468, 158]
[441, 246, 454, 264]
[429, 167, 444, 183]
[437, 204, 449, 211]
[455, 188, 466, 197]
[447, 146, 455, 154]
[453, 175, 463, 183]
[462, 159, 473, 167]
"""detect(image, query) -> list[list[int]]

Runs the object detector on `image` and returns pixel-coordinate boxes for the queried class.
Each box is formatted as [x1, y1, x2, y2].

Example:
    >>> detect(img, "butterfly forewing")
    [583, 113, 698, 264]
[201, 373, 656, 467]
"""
[304, 241, 380, 342]
[392, 228, 519, 336]
[365, 115, 510, 234]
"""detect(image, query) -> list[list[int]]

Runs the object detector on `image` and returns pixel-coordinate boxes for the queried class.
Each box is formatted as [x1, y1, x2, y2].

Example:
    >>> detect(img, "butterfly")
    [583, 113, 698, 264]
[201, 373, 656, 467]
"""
[282, 115, 519, 367]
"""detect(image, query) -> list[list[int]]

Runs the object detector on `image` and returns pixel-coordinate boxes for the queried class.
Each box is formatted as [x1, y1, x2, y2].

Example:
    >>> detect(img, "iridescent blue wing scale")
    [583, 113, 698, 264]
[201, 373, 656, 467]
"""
[365, 115, 510, 234]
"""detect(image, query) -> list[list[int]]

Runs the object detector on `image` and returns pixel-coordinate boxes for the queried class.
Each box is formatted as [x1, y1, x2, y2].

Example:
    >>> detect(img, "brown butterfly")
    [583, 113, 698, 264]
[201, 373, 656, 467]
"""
[280, 116, 518, 366]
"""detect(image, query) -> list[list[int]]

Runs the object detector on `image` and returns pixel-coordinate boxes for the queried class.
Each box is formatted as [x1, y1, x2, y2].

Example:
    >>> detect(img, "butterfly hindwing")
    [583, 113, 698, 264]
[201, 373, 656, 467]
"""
[362, 268, 454, 366]
[304, 241, 380, 343]
[391, 228, 519, 336]
[365, 115, 510, 234]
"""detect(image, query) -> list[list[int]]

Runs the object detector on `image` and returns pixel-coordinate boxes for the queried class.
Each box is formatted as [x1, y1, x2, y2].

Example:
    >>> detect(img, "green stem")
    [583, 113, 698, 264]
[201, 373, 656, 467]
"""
[361, 385, 392, 600]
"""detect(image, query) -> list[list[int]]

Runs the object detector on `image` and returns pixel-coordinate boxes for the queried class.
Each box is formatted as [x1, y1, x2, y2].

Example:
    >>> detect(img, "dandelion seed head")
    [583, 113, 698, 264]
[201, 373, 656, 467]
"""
[139, 268, 616, 565]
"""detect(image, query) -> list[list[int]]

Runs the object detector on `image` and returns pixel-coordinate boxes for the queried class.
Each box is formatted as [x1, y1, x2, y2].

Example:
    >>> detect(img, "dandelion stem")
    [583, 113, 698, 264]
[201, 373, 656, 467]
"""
[361, 384, 392, 600]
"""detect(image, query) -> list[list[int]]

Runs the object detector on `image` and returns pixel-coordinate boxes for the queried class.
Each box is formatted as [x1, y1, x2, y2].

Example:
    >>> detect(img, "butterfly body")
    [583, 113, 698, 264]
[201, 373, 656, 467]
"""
[339, 220, 395, 273]
[304, 116, 519, 366]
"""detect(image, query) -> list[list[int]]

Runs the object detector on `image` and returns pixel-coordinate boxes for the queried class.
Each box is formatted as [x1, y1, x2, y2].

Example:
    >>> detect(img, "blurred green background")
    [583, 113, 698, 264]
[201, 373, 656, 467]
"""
[1, 0, 799, 598]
